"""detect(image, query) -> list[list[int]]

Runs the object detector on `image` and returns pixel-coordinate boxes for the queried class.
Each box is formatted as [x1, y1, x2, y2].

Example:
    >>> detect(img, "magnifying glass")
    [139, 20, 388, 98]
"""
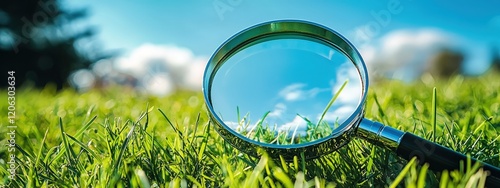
[202, 20, 500, 186]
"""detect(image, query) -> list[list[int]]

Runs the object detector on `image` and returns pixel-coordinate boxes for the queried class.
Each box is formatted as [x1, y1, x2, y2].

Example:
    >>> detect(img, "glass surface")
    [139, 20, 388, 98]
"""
[211, 36, 362, 145]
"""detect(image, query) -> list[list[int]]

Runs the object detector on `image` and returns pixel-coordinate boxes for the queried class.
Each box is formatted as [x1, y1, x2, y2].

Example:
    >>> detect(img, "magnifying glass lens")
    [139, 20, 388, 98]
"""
[211, 36, 363, 145]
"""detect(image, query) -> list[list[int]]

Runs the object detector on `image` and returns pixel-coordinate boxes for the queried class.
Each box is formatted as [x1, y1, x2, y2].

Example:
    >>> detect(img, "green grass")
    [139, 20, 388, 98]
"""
[1, 72, 499, 187]
[236, 111, 335, 145]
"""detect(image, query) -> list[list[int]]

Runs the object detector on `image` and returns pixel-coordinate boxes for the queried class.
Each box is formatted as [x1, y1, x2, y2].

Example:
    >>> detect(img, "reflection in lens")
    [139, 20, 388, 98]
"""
[211, 36, 362, 145]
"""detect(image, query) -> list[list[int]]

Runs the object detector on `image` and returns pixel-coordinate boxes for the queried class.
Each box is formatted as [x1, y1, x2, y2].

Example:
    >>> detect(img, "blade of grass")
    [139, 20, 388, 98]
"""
[190, 113, 201, 144]
[290, 115, 301, 145]
[432, 87, 437, 142]
[417, 163, 429, 188]
[317, 79, 349, 126]
[272, 167, 293, 188]
[28, 129, 49, 187]
[237, 106, 241, 123]
[390, 157, 417, 188]
[64, 132, 101, 161]
[186, 175, 202, 187]
[279, 155, 289, 173]
[49, 115, 97, 166]
[112, 111, 147, 174]
[198, 120, 210, 161]
[58, 118, 76, 166]
[75, 115, 97, 139]
[113, 122, 137, 173]
[158, 109, 183, 137]
[246, 111, 270, 139]
[439, 170, 449, 188]
[300, 152, 306, 174]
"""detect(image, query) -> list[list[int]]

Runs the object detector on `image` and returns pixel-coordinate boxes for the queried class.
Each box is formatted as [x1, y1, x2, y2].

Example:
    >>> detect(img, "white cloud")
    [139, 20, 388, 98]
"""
[224, 121, 240, 130]
[72, 43, 208, 95]
[183, 57, 207, 90]
[141, 73, 175, 96]
[278, 83, 325, 102]
[115, 44, 194, 74]
[279, 115, 307, 133]
[332, 62, 362, 105]
[268, 103, 286, 117]
[320, 105, 356, 125]
[318, 62, 363, 126]
[358, 28, 495, 78]
[379, 29, 451, 56]
[279, 83, 305, 101]
[358, 28, 458, 80]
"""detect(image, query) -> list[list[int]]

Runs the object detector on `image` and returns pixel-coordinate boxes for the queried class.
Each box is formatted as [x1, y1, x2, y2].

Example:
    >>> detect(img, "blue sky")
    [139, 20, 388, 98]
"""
[66, 0, 500, 58]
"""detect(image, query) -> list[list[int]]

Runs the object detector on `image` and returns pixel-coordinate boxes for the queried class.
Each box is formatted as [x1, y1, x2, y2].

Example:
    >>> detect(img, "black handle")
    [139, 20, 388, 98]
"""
[396, 132, 500, 187]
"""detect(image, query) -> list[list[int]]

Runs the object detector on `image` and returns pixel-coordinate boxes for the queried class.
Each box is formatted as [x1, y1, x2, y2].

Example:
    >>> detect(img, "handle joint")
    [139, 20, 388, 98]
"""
[357, 119, 404, 151]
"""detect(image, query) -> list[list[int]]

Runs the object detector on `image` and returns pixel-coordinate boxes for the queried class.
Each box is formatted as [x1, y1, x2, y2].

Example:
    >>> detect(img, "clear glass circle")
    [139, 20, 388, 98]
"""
[210, 35, 363, 145]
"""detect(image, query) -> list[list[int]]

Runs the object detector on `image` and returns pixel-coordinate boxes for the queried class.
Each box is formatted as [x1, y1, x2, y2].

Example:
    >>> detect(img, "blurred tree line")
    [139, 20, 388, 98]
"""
[428, 45, 500, 79]
[492, 46, 500, 71]
[0, 0, 109, 89]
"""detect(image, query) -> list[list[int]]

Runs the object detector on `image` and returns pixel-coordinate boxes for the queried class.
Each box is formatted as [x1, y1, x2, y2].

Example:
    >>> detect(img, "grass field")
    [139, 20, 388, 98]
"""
[1, 72, 499, 187]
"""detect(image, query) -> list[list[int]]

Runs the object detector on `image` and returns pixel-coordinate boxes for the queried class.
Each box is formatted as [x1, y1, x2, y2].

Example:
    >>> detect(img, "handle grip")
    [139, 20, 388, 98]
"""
[396, 132, 500, 187]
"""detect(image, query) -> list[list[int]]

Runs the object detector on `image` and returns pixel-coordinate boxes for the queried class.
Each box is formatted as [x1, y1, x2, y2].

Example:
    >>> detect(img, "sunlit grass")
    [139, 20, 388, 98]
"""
[236, 80, 349, 145]
[0, 73, 499, 187]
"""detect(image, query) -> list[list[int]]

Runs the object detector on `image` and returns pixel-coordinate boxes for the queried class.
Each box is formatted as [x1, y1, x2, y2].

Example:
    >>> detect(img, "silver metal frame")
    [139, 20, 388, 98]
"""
[203, 20, 371, 160]
[358, 119, 404, 151]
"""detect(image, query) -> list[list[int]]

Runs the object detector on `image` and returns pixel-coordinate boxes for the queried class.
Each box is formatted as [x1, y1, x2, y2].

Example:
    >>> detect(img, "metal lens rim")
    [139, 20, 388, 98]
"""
[202, 20, 369, 160]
